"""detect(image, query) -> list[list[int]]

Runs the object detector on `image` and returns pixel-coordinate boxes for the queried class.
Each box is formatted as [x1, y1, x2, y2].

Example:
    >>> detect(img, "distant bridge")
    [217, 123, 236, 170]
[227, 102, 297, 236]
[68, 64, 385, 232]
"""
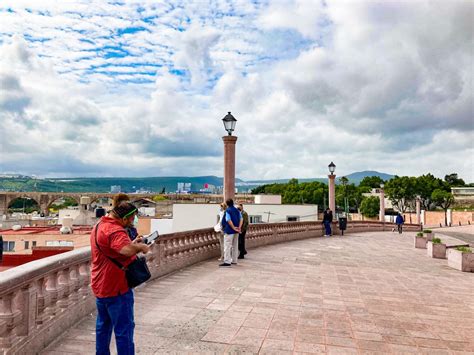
[0, 192, 253, 216]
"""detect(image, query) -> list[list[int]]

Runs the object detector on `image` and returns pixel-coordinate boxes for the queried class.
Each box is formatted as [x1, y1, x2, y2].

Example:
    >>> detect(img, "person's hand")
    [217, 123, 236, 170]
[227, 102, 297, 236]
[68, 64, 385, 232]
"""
[140, 244, 150, 254]
[133, 235, 144, 244]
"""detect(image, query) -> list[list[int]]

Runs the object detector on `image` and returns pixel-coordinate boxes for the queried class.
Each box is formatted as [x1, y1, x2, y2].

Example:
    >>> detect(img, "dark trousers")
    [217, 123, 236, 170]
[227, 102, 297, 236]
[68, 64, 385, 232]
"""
[397, 224, 403, 234]
[238, 230, 247, 257]
[323, 221, 332, 236]
[96, 289, 135, 355]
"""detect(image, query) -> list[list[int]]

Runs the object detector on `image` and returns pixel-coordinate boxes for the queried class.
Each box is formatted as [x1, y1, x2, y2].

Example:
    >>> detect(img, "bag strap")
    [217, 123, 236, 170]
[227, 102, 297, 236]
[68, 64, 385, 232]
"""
[94, 221, 126, 271]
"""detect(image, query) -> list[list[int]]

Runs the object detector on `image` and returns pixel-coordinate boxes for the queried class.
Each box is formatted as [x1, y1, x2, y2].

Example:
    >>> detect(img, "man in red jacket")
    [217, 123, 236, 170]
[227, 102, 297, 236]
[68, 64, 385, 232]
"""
[90, 202, 149, 355]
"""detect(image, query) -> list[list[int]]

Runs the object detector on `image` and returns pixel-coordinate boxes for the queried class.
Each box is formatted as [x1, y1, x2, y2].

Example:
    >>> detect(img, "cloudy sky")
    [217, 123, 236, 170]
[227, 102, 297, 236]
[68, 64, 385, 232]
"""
[0, 0, 472, 181]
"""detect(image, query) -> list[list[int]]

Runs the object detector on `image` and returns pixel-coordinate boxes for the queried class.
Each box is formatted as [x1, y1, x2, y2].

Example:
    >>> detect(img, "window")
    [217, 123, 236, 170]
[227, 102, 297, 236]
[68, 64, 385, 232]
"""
[286, 216, 300, 222]
[32, 241, 37, 247]
[24, 241, 30, 249]
[249, 215, 262, 224]
[3, 241, 15, 252]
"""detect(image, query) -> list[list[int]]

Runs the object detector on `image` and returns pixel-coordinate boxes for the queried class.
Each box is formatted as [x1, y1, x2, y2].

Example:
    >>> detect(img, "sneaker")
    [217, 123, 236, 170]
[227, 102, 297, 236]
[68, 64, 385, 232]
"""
[219, 263, 231, 267]
[231, 262, 237, 265]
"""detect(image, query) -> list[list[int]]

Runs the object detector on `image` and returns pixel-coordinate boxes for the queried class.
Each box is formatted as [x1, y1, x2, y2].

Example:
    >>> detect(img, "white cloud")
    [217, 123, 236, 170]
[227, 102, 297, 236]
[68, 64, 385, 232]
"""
[0, 0, 472, 182]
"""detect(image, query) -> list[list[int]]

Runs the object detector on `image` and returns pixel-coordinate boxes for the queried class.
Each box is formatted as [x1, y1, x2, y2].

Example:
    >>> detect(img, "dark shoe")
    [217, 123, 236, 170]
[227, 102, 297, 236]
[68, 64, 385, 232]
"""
[238, 256, 244, 259]
[219, 263, 231, 267]
[244, 251, 248, 255]
[231, 262, 237, 265]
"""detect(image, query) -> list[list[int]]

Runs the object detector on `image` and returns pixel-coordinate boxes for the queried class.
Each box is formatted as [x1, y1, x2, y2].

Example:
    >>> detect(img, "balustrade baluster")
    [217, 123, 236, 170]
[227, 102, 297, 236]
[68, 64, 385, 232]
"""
[57, 268, 72, 308]
[78, 262, 90, 298]
[0, 292, 22, 348]
[69, 266, 80, 303]
[44, 272, 59, 317]
[35, 278, 48, 325]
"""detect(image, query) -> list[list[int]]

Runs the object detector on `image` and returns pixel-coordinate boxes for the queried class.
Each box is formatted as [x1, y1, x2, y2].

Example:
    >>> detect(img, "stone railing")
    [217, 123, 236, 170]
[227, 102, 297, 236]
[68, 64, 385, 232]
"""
[0, 220, 420, 354]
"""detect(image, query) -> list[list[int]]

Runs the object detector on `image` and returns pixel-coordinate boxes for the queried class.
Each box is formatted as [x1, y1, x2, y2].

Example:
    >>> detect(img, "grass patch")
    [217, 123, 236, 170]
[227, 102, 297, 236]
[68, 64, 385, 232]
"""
[455, 246, 472, 253]
[432, 237, 442, 244]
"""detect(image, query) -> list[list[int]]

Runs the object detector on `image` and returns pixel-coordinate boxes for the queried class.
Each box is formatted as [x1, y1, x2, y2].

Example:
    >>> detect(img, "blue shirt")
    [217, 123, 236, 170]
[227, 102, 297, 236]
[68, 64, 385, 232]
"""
[222, 206, 242, 235]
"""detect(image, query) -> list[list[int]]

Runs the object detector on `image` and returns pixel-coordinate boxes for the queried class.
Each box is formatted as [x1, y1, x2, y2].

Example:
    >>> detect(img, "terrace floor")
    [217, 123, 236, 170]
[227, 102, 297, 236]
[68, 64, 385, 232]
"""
[43, 229, 474, 354]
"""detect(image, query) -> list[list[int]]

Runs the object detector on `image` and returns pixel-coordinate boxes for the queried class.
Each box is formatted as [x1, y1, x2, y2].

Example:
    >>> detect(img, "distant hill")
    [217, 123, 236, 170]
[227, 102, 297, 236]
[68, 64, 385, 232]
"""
[0, 171, 394, 193]
[0, 176, 235, 193]
[344, 171, 394, 185]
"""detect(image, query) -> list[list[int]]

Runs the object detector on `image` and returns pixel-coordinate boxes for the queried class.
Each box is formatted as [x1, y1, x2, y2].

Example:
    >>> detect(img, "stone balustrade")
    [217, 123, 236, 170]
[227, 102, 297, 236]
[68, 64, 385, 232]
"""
[0, 220, 420, 354]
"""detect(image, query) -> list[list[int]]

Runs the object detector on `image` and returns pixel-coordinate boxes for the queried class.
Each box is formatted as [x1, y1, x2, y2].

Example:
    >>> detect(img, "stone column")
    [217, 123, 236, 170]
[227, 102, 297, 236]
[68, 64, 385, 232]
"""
[416, 197, 421, 224]
[379, 188, 385, 222]
[328, 174, 336, 214]
[222, 136, 238, 201]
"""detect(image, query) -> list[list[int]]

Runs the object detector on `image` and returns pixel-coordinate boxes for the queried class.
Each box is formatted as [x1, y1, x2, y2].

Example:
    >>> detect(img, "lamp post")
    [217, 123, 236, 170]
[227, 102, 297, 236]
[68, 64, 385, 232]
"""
[379, 183, 385, 222]
[416, 195, 421, 225]
[222, 112, 237, 201]
[328, 162, 336, 214]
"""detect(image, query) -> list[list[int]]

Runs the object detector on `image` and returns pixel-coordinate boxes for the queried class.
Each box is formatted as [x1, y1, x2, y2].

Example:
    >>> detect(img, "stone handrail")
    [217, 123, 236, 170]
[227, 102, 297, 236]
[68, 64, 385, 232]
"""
[0, 220, 420, 354]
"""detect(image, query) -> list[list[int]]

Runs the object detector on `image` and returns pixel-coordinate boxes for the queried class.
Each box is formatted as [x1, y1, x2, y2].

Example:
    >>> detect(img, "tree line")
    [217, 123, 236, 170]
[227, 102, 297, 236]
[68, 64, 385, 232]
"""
[251, 173, 471, 221]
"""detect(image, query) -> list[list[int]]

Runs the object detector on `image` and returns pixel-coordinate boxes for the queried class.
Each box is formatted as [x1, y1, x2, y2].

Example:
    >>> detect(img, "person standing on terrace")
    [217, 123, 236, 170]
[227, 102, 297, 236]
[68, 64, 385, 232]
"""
[90, 201, 150, 355]
[220, 198, 242, 267]
[323, 208, 333, 237]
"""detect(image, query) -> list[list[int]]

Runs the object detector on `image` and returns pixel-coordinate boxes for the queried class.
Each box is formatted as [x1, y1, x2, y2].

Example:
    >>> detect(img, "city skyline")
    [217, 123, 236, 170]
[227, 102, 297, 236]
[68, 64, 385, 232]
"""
[0, 1, 472, 181]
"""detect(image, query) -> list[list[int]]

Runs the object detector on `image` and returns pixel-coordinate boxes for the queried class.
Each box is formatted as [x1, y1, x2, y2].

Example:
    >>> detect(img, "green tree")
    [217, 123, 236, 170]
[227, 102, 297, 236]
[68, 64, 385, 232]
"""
[431, 189, 455, 226]
[444, 173, 465, 187]
[414, 174, 444, 210]
[385, 176, 417, 213]
[359, 176, 385, 188]
[360, 196, 380, 218]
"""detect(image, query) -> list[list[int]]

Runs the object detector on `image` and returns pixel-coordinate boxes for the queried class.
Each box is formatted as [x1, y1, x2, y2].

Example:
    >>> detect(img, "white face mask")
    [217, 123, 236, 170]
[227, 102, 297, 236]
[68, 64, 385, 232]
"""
[133, 215, 139, 227]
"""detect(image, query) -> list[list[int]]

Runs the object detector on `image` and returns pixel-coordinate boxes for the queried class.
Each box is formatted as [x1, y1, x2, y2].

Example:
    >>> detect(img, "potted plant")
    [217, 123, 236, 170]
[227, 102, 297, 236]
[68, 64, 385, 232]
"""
[423, 229, 433, 241]
[414, 232, 426, 249]
[447, 246, 474, 272]
[427, 237, 447, 259]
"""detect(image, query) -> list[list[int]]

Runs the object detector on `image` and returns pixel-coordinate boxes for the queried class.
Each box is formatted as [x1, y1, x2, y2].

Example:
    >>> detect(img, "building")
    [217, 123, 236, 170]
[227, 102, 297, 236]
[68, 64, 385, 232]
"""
[0, 225, 92, 270]
[177, 182, 192, 193]
[452, 187, 474, 203]
[110, 185, 121, 193]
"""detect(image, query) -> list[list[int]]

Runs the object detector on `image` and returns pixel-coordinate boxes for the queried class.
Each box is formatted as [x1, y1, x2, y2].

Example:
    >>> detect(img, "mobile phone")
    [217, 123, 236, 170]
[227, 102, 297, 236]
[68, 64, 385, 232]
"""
[143, 231, 160, 245]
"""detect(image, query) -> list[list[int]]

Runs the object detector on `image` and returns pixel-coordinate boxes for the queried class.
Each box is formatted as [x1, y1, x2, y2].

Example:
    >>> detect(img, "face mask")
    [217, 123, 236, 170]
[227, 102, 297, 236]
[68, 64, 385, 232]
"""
[133, 215, 139, 227]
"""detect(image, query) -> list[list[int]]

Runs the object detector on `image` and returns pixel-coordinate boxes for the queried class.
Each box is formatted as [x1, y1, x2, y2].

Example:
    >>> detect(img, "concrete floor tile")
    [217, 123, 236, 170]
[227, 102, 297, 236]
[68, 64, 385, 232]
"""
[294, 342, 326, 353]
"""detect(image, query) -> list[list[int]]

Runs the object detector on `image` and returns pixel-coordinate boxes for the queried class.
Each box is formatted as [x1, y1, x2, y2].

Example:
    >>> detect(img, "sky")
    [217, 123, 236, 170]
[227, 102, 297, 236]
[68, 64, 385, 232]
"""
[0, 0, 472, 181]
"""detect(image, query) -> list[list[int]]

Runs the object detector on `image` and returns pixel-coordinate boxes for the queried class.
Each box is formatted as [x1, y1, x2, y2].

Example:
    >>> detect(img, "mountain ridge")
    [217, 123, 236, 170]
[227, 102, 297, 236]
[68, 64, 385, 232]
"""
[0, 171, 394, 193]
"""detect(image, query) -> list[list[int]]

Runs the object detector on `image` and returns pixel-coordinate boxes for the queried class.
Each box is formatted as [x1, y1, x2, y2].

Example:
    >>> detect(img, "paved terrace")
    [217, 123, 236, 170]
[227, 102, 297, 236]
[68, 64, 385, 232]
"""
[43, 230, 474, 355]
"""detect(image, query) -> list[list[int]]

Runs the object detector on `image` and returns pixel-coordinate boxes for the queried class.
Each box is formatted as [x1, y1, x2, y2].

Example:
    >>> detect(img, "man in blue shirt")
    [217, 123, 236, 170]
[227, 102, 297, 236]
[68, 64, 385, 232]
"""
[220, 199, 242, 267]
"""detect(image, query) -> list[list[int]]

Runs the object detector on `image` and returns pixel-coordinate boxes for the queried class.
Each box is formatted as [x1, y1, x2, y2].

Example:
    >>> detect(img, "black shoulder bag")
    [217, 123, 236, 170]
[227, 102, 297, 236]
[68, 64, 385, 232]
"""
[94, 223, 151, 288]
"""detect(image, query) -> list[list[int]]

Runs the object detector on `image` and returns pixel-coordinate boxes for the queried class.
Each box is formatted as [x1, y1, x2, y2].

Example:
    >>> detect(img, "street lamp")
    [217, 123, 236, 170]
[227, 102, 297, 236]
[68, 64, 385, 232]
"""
[327, 162, 336, 214]
[222, 112, 237, 136]
[328, 161, 336, 175]
[222, 112, 238, 201]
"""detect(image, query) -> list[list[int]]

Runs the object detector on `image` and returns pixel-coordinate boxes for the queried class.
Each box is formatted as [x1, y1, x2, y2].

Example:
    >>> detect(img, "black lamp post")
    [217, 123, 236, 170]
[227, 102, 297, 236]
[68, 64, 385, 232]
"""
[222, 112, 237, 136]
[328, 161, 336, 175]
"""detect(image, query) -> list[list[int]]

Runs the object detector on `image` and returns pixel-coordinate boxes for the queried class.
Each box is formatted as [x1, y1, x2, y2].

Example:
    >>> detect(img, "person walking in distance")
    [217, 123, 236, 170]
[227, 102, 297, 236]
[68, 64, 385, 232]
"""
[220, 199, 242, 267]
[214, 202, 227, 261]
[395, 213, 404, 234]
[90, 201, 150, 355]
[323, 208, 333, 237]
[237, 203, 248, 259]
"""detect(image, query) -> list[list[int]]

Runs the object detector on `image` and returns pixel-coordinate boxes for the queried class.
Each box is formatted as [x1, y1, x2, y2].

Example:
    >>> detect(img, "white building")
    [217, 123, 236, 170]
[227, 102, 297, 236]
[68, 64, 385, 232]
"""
[171, 203, 318, 233]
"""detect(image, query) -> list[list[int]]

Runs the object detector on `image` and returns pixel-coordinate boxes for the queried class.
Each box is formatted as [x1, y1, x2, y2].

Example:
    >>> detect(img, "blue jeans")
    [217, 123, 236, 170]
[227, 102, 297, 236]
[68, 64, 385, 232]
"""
[96, 289, 135, 355]
[324, 221, 332, 236]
